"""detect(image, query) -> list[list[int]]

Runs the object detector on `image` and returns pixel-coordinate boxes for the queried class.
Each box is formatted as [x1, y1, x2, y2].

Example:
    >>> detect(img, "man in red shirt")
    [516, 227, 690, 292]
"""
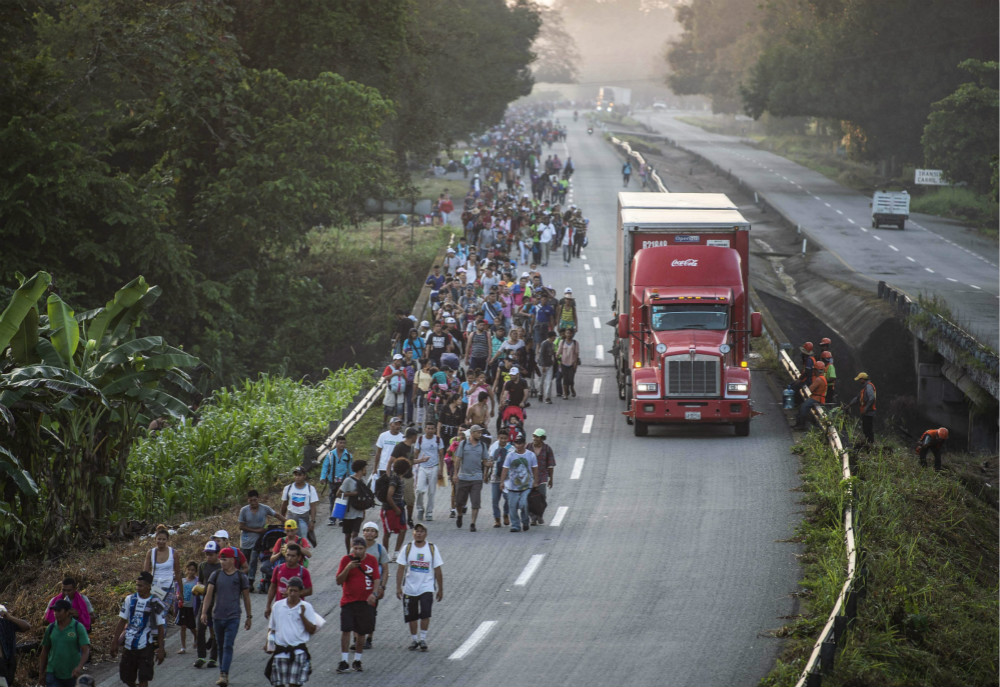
[264, 544, 312, 619]
[335, 537, 379, 674]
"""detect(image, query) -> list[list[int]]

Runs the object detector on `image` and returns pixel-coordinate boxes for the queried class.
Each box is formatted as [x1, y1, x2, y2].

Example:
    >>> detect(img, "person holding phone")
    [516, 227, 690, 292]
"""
[335, 538, 379, 674]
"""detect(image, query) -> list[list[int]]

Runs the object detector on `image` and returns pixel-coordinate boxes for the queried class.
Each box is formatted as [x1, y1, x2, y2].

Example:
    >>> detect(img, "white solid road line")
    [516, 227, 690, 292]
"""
[592, 378, 602, 394]
[582, 414, 594, 433]
[514, 554, 545, 586]
[592, 316, 601, 329]
[549, 506, 568, 527]
[449, 621, 498, 660]
[586, 276, 594, 286]
[595, 344, 605, 361]
[589, 294, 597, 307]
[571, 458, 585, 480]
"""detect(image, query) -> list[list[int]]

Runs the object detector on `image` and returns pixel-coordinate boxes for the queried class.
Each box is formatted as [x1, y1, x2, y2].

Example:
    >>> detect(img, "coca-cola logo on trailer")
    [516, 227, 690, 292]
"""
[671, 259, 698, 267]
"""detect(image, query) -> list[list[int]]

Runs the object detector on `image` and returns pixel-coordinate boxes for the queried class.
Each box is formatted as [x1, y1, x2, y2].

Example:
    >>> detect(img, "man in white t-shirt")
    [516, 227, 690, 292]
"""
[374, 419, 405, 475]
[412, 422, 444, 522]
[394, 524, 443, 652]
[280, 467, 319, 540]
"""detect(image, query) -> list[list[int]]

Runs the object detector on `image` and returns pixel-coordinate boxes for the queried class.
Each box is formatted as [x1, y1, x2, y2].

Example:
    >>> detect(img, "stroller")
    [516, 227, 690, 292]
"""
[256, 527, 287, 594]
[500, 405, 526, 444]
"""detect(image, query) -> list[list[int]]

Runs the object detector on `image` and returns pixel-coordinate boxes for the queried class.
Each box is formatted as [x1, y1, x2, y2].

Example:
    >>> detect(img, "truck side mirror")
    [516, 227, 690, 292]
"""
[617, 313, 629, 339]
[750, 312, 762, 338]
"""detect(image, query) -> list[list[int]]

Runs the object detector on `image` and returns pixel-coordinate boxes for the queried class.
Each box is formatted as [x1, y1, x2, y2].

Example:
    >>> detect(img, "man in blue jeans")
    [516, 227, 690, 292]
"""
[201, 548, 252, 687]
[488, 429, 513, 527]
[500, 436, 539, 533]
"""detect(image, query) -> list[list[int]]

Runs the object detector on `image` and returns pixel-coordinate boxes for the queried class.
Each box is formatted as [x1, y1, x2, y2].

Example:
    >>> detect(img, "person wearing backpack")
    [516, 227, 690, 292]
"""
[336, 460, 372, 553]
[111, 572, 166, 687]
[453, 425, 494, 532]
[280, 467, 319, 542]
[501, 435, 539, 533]
[321, 435, 352, 526]
[382, 355, 408, 427]
[38, 599, 90, 687]
[394, 524, 444, 652]
[413, 422, 445, 521]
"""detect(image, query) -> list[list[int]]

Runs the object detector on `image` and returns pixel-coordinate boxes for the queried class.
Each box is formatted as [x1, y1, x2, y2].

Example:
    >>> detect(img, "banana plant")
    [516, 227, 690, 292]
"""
[0, 272, 203, 560]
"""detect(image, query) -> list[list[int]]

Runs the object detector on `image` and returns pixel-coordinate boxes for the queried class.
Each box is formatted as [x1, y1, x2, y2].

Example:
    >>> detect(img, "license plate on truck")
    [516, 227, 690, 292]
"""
[685, 411, 701, 420]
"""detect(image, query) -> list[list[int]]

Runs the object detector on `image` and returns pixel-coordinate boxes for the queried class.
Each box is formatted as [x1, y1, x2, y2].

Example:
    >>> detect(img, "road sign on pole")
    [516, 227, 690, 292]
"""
[914, 169, 948, 185]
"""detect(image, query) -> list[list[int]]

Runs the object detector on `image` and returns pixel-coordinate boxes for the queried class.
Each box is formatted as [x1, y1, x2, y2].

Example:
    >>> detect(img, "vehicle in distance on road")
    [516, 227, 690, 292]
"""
[613, 193, 761, 437]
[871, 189, 910, 229]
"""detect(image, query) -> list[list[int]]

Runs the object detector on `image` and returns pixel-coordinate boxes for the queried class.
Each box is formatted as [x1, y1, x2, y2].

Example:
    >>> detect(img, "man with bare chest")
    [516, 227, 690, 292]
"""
[465, 392, 491, 440]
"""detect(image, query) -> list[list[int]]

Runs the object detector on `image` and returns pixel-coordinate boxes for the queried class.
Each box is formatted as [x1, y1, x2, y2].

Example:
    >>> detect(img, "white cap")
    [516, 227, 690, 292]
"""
[447, 247, 455, 253]
[510, 366, 520, 375]
[408, 315, 417, 322]
[420, 320, 430, 328]
[213, 530, 229, 539]
[564, 287, 573, 294]
[362, 521, 380, 533]
[521, 271, 530, 278]
[446, 317, 456, 324]
[393, 353, 404, 360]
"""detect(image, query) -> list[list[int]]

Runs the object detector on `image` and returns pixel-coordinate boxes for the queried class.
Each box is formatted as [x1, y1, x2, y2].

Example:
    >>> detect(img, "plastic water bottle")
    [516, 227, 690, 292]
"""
[783, 386, 795, 410]
[266, 629, 275, 653]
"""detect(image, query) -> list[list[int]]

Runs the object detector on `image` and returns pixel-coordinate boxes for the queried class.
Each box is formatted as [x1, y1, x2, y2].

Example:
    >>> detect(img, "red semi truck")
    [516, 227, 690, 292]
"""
[612, 194, 761, 436]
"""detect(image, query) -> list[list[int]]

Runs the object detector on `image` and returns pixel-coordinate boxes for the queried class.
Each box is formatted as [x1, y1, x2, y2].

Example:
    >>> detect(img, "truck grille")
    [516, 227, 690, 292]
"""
[665, 356, 719, 397]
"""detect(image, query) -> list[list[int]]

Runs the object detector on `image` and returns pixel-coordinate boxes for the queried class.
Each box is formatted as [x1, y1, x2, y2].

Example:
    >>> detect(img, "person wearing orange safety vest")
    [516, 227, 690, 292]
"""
[793, 360, 827, 429]
[849, 372, 877, 445]
[916, 427, 948, 471]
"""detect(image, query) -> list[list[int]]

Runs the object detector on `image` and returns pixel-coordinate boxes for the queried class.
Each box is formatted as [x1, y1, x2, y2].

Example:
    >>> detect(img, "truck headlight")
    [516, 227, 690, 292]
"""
[637, 382, 658, 393]
[727, 382, 749, 394]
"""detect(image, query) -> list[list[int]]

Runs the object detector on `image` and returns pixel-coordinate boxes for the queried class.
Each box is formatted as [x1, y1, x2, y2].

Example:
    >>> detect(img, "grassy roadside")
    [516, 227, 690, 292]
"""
[761, 415, 999, 687]
[675, 115, 999, 237]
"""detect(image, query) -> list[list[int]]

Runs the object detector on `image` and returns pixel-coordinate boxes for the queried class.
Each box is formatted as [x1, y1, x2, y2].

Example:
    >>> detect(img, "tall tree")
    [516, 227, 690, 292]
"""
[532, 5, 580, 83]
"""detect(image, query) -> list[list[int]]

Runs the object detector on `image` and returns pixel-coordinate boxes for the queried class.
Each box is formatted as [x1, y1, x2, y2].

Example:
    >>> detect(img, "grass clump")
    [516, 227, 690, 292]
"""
[911, 187, 999, 238]
[762, 418, 999, 687]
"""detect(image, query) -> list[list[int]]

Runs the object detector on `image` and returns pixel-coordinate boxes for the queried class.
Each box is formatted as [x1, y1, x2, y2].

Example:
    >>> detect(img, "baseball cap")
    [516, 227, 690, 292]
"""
[204, 541, 219, 552]
[284, 519, 298, 529]
[213, 530, 229, 539]
[390, 416, 403, 424]
[362, 521, 380, 534]
[137, 571, 154, 585]
[446, 317, 456, 323]
[532, 428, 546, 437]
[292, 465, 305, 474]
[854, 372, 869, 381]
[420, 320, 430, 328]
[447, 247, 456, 253]
[521, 271, 530, 278]
[393, 353, 404, 360]
[510, 366, 520, 375]
[469, 424, 484, 432]
[218, 547, 236, 559]
[564, 287, 573, 294]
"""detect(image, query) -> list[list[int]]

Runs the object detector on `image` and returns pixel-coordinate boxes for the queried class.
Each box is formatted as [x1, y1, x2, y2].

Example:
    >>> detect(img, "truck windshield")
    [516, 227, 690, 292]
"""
[650, 304, 728, 331]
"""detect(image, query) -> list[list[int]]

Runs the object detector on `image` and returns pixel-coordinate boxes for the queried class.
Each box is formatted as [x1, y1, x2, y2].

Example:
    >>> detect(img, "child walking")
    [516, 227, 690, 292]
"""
[177, 561, 199, 653]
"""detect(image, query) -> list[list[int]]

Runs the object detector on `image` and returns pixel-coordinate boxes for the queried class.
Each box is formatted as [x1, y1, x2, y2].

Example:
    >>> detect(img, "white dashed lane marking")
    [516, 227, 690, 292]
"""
[595, 344, 604, 361]
[592, 316, 602, 330]
[449, 621, 498, 660]
[906, 256, 916, 262]
[925, 268, 935, 273]
[589, 294, 597, 307]
[592, 378, 602, 395]
[582, 415, 593, 433]
[947, 278, 958, 282]
[570, 458, 585, 480]
[514, 555, 545, 586]
[889, 245, 899, 252]
[549, 506, 568, 527]
[586, 276, 594, 286]
[583, 263, 591, 271]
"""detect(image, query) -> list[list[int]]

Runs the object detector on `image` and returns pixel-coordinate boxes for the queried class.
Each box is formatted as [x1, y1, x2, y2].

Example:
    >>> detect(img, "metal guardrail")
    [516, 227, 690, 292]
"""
[610, 136, 668, 192]
[779, 350, 862, 687]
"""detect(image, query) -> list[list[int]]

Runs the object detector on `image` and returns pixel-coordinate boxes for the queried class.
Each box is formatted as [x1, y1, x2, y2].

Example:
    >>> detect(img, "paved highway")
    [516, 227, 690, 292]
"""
[638, 111, 999, 348]
[90, 113, 801, 687]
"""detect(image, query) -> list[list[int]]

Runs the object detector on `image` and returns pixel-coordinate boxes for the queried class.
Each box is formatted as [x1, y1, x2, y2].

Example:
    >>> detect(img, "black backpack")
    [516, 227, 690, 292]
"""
[350, 477, 376, 511]
[374, 473, 391, 504]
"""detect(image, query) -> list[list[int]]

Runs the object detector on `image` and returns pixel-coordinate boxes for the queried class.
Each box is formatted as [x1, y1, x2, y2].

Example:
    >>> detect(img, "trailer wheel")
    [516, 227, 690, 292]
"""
[735, 420, 750, 436]
[617, 371, 627, 400]
[634, 419, 648, 437]
[898, 220, 905, 230]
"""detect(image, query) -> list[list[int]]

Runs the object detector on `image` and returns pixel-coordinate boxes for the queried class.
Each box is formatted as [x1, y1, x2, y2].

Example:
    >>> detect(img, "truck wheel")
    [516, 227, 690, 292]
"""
[898, 220, 905, 230]
[872, 219, 878, 228]
[617, 371, 626, 400]
[735, 420, 750, 437]
[634, 420, 648, 437]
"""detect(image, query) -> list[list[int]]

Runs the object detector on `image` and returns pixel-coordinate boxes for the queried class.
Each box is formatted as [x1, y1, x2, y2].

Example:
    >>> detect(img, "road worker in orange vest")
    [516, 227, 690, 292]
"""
[793, 360, 827, 429]
[916, 427, 948, 471]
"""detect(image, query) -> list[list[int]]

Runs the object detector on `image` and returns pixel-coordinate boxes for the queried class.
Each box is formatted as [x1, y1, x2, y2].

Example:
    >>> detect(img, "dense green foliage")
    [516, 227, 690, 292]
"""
[922, 60, 999, 196]
[667, 0, 998, 164]
[0, 273, 201, 559]
[762, 418, 999, 687]
[124, 368, 373, 524]
[0, 0, 539, 386]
